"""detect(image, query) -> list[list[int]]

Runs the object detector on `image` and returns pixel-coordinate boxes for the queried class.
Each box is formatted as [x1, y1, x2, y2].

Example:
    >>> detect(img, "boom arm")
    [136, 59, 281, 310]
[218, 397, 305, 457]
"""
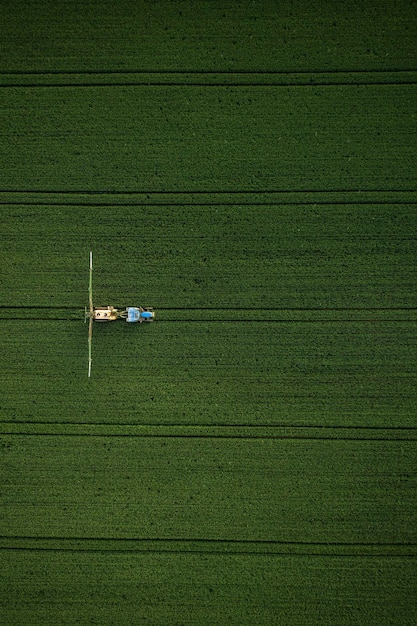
[88, 251, 93, 377]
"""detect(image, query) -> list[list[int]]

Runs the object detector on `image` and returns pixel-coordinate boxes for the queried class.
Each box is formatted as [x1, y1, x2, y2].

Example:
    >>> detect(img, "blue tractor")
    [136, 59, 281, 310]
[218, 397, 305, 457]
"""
[126, 307, 155, 323]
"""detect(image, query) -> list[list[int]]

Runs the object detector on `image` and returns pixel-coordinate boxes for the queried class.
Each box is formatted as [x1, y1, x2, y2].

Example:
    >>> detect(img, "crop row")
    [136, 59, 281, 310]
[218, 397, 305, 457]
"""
[2, 434, 416, 543]
[1, 84, 415, 191]
[1, 0, 415, 74]
[2, 549, 415, 626]
[1, 319, 415, 427]
[1, 204, 416, 309]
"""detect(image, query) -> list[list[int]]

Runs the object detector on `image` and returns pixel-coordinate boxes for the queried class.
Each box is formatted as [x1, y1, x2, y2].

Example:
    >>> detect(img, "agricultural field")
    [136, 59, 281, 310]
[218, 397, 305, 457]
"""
[1, 1, 417, 625]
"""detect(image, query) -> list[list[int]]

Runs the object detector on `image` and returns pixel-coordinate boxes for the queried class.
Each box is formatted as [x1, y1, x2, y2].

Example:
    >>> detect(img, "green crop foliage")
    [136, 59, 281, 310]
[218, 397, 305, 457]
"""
[1, 1, 417, 624]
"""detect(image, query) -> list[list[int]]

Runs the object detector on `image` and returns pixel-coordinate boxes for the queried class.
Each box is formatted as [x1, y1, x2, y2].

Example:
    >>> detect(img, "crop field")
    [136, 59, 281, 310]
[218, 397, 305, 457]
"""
[1, 1, 417, 625]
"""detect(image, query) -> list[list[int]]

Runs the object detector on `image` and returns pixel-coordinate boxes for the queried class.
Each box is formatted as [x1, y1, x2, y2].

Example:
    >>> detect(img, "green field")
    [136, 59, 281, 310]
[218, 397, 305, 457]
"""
[1, 1, 417, 624]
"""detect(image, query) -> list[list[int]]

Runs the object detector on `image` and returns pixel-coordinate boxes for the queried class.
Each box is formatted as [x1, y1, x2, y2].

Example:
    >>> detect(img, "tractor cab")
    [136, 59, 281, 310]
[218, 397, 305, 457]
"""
[126, 307, 155, 323]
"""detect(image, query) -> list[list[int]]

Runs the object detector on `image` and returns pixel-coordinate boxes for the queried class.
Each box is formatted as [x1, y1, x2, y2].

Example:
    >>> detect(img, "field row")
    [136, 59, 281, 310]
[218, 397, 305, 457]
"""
[2, 190, 416, 204]
[2, 309, 417, 322]
[2, 537, 415, 557]
[2, 0, 415, 73]
[1, 550, 415, 626]
[1, 84, 415, 191]
[2, 424, 416, 442]
[1, 205, 416, 309]
[2, 70, 417, 87]
[1, 435, 416, 543]
[1, 320, 415, 427]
